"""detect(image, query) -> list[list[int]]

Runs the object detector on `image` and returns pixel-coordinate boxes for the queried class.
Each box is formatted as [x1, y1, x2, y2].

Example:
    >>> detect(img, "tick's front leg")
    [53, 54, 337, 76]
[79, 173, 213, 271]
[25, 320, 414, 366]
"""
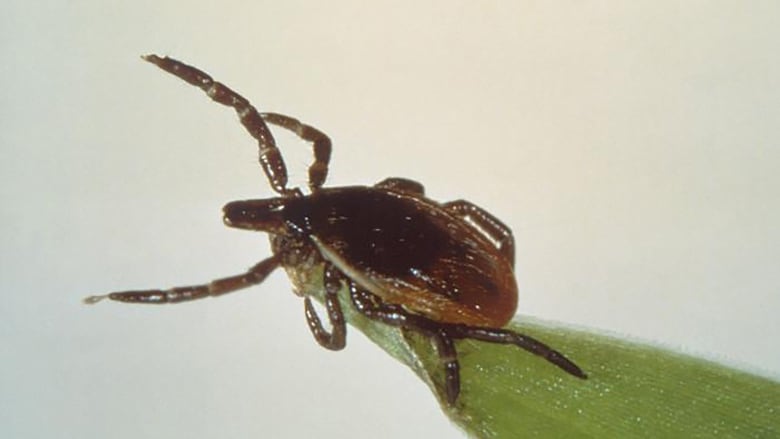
[303, 264, 346, 350]
[142, 54, 294, 196]
[261, 112, 332, 192]
[84, 254, 280, 305]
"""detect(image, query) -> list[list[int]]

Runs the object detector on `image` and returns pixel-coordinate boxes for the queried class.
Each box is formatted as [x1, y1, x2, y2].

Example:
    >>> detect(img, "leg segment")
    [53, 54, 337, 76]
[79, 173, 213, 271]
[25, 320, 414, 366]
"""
[349, 284, 423, 327]
[444, 200, 515, 266]
[431, 329, 461, 405]
[261, 112, 332, 192]
[303, 264, 346, 350]
[349, 284, 462, 403]
[444, 325, 587, 379]
[374, 177, 425, 196]
[83, 255, 280, 304]
[142, 55, 293, 196]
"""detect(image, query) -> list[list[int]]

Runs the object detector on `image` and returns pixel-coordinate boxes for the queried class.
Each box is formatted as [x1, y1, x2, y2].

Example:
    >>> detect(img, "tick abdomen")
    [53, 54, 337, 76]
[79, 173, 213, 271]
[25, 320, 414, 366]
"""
[286, 187, 518, 327]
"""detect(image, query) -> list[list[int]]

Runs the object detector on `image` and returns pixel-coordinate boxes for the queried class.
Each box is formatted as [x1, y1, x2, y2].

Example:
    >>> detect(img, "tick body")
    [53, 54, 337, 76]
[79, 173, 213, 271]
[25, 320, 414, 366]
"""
[86, 55, 586, 405]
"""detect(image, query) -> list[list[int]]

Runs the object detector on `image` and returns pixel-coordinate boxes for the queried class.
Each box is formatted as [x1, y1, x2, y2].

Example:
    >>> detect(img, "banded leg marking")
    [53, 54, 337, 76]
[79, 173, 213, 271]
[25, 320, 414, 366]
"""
[261, 112, 332, 192]
[304, 264, 346, 350]
[444, 199, 515, 266]
[84, 255, 280, 305]
[142, 55, 293, 195]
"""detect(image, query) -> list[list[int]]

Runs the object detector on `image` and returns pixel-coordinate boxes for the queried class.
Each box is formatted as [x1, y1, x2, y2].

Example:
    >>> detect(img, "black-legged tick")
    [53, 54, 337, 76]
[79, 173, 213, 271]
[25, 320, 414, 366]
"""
[85, 55, 586, 405]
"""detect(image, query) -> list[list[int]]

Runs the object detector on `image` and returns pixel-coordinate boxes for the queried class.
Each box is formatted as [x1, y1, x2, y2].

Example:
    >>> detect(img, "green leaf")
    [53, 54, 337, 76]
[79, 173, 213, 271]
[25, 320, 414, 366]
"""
[297, 267, 780, 438]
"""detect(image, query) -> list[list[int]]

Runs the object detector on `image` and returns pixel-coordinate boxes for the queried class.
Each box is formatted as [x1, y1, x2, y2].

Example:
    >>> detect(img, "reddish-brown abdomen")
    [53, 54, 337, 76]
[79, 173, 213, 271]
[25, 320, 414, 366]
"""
[283, 187, 519, 327]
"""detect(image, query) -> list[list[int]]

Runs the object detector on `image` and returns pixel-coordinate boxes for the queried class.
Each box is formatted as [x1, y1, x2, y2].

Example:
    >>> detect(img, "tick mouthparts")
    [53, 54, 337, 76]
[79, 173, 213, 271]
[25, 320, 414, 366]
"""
[222, 199, 286, 232]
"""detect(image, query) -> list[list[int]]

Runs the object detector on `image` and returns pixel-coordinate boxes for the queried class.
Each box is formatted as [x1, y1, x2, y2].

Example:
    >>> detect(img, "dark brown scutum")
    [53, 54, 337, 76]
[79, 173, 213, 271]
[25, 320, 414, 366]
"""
[296, 189, 449, 277]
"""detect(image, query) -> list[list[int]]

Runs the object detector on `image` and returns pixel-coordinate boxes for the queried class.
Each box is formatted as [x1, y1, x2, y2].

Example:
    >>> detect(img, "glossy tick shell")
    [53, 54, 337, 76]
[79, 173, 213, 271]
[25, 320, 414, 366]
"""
[226, 186, 518, 328]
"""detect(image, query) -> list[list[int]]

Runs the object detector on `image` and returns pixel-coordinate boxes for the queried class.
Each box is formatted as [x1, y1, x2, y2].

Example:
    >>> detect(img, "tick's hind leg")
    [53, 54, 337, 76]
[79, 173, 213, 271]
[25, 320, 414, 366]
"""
[446, 325, 587, 379]
[349, 284, 586, 405]
[84, 255, 280, 304]
[431, 329, 460, 405]
[443, 200, 515, 266]
[348, 284, 463, 404]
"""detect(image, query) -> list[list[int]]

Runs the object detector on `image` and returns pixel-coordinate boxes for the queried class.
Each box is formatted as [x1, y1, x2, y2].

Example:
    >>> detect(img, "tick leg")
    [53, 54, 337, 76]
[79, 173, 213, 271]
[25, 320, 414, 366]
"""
[443, 200, 515, 266]
[432, 329, 461, 405]
[83, 255, 280, 305]
[349, 284, 587, 404]
[348, 284, 422, 327]
[374, 177, 426, 196]
[142, 55, 294, 196]
[303, 264, 346, 350]
[261, 112, 332, 193]
[445, 325, 587, 379]
[349, 284, 463, 404]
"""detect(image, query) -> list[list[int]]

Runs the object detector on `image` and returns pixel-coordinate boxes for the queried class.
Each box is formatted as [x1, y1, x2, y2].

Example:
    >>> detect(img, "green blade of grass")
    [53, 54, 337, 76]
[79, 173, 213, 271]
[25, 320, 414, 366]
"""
[435, 319, 778, 438]
[296, 267, 779, 438]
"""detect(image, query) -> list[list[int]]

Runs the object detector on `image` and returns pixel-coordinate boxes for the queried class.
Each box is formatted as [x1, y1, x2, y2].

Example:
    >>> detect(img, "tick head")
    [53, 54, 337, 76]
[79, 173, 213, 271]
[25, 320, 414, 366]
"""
[223, 198, 288, 233]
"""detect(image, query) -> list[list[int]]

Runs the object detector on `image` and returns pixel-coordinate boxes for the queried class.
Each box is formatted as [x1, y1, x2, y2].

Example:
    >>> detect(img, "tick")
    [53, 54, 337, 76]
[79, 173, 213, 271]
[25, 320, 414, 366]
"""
[85, 54, 587, 405]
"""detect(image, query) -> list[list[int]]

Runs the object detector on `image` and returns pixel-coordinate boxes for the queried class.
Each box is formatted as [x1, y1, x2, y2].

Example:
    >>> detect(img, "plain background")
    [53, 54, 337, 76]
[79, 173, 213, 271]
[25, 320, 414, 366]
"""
[2, 2, 779, 438]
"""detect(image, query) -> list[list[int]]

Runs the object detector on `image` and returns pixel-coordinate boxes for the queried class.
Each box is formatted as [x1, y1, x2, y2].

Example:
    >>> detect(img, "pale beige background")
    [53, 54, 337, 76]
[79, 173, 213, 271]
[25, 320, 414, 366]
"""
[2, 1, 779, 438]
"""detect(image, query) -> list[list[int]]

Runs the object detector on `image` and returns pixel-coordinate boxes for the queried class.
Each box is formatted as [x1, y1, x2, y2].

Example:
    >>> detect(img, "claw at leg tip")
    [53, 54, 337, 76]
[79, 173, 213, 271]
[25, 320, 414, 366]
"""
[83, 294, 108, 305]
[141, 54, 161, 64]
